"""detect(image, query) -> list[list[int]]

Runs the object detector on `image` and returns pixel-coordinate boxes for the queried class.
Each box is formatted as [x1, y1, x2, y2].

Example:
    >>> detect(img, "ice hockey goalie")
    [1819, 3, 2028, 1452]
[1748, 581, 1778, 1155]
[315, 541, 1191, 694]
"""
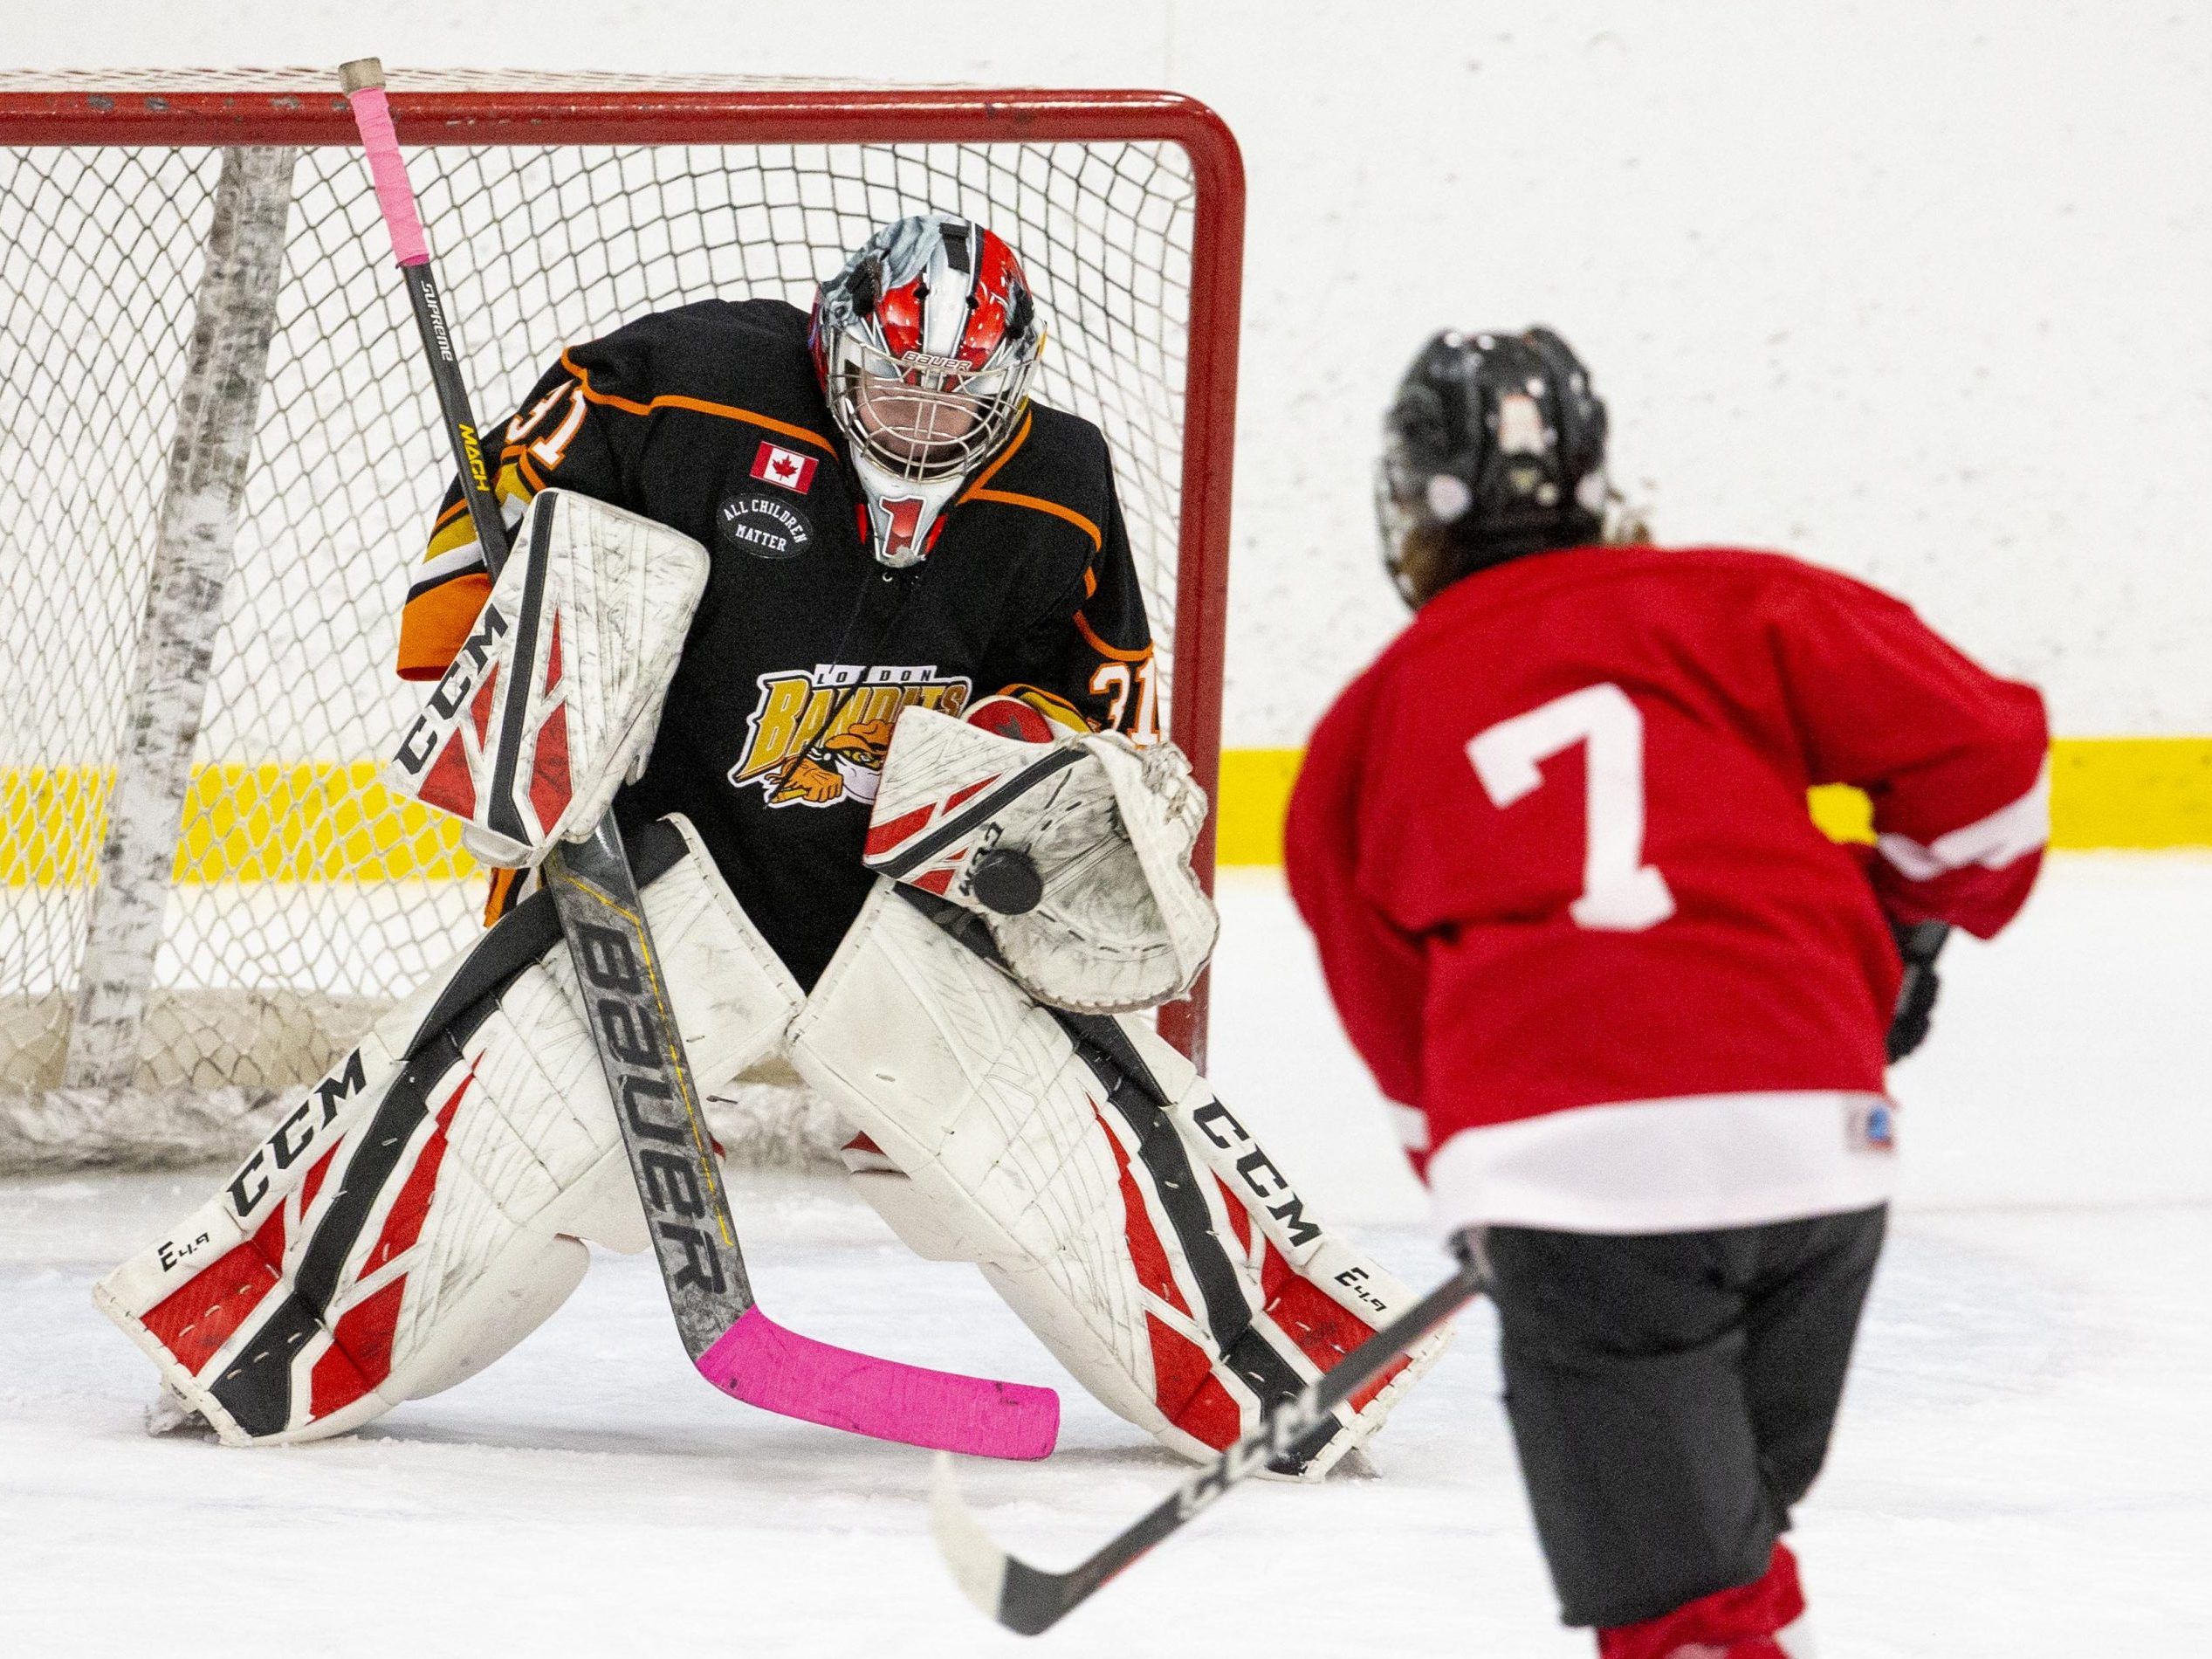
[94, 484, 1444, 1475]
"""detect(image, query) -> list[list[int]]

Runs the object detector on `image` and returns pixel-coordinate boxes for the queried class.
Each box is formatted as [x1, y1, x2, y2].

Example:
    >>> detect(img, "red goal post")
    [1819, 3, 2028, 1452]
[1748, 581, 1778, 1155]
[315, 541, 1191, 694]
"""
[0, 72, 1242, 1170]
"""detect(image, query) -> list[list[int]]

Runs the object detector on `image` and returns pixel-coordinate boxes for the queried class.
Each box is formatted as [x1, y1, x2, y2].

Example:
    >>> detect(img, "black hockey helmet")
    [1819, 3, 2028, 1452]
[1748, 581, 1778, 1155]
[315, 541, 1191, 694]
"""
[1376, 327, 1611, 607]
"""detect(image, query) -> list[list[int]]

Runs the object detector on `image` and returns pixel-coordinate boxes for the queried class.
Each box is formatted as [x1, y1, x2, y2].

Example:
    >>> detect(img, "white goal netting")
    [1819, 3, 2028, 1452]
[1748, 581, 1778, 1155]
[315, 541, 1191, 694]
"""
[0, 73, 1215, 1171]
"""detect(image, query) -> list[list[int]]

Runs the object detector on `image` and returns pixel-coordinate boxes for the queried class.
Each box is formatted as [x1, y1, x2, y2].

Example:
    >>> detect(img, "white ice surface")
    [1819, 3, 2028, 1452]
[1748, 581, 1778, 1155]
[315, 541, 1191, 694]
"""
[3, 857, 2209, 1656]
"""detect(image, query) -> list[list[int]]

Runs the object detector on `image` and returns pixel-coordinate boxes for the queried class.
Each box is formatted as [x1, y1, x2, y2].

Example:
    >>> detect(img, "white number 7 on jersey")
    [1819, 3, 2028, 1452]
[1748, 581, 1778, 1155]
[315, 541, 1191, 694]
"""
[1467, 682, 1677, 932]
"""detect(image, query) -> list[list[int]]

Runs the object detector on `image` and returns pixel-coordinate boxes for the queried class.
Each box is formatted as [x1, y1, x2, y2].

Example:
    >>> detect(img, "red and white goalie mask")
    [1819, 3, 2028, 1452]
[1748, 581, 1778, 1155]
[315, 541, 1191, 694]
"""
[811, 213, 1042, 567]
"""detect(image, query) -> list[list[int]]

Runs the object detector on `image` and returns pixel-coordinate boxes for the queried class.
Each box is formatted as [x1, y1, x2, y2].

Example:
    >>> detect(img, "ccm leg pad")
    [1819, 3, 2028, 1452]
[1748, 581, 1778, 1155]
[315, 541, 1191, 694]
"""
[93, 815, 800, 1444]
[791, 882, 1446, 1477]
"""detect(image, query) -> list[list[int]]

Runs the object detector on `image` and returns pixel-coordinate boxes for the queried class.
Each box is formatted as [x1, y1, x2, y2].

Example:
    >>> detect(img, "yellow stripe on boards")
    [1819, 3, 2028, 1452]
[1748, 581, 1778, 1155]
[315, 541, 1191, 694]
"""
[2, 762, 474, 885]
[1212, 738, 2212, 867]
[2049, 738, 2212, 849]
[1213, 749, 1306, 868]
[3, 737, 2207, 887]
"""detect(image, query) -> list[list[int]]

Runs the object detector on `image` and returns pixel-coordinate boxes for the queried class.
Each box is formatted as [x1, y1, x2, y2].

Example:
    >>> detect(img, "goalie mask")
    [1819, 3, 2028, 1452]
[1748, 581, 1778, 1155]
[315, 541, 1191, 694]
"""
[812, 214, 1043, 568]
[1376, 327, 1613, 608]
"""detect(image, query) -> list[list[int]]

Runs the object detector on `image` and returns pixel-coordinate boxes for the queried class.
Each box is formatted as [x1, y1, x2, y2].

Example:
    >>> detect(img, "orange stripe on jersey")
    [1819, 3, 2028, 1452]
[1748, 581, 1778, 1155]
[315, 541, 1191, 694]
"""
[560, 350, 836, 454]
[967, 488, 1103, 550]
[958, 411, 1104, 550]
[396, 571, 491, 682]
[960, 410, 1031, 496]
[1082, 566, 1099, 598]
[482, 866, 523, 926]
[1074, 607, 1152, 664]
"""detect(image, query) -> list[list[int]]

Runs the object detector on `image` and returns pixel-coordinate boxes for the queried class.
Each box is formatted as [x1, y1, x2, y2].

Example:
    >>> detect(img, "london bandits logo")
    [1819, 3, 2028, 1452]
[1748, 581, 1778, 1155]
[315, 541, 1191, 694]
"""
[730, 663, 971, 809]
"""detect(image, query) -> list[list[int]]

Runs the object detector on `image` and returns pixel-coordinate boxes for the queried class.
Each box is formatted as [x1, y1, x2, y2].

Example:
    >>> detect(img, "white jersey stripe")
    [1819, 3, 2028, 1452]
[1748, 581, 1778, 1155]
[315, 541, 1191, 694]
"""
[1426, 1089, 1898, 1235]
[1877, 754, 2051, 882]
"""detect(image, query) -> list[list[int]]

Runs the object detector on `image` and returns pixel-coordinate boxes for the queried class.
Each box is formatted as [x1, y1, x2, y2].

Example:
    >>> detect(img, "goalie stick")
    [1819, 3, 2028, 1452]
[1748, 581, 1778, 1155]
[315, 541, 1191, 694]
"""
[932, 1236, 1485, 1635]
[338, 57, 1056, 1461]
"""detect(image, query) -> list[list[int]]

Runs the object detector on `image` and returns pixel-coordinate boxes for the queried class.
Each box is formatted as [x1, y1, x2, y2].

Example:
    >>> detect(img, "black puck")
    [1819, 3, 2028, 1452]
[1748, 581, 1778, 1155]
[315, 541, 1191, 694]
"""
[966, 846, 1043, 915]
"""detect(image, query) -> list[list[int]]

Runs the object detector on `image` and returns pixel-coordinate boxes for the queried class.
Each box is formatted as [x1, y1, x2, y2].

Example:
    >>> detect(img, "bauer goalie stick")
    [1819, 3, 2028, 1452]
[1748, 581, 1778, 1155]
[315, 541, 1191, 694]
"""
[932, 1236, 1484, 1635]
[338, 57, 1055, 1461]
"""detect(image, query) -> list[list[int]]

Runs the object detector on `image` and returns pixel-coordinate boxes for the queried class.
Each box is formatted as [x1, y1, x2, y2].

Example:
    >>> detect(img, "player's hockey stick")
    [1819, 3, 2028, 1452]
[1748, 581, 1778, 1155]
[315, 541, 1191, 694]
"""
[339, 57, 1056, 1460]
[932, 1236, 1485, 1635]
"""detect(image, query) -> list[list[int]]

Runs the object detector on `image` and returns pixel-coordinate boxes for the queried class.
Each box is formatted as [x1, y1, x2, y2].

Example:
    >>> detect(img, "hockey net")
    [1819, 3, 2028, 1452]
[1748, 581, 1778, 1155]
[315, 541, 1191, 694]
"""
[0, 72, 1241, 1172]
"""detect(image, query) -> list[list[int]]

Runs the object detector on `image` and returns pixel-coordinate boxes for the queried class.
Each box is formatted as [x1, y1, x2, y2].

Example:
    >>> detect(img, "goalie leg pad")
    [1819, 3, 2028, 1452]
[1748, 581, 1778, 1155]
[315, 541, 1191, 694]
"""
[789, 883, 1447, 1477]
[93, 816, 801, 1445]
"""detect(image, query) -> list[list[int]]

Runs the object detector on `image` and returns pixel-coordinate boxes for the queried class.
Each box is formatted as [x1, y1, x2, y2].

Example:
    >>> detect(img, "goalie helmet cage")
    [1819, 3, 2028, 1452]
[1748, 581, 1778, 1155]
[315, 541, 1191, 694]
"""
[0, 70, 1242, 1173]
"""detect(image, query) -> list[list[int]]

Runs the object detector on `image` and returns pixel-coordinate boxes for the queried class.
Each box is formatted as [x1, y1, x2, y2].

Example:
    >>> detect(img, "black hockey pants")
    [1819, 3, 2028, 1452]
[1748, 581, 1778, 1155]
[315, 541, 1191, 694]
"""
[1478, 1204, 1886, 1629]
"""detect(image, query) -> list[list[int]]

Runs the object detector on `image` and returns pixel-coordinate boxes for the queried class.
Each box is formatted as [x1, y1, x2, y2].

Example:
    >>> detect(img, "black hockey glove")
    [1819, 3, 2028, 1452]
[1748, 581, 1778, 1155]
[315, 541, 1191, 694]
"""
[1885, 919, 1950, 1063]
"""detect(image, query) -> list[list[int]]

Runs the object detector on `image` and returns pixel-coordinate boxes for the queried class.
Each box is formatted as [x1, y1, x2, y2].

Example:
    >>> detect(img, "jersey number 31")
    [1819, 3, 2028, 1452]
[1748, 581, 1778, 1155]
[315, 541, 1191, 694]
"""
[1467, 682, 1677, 933]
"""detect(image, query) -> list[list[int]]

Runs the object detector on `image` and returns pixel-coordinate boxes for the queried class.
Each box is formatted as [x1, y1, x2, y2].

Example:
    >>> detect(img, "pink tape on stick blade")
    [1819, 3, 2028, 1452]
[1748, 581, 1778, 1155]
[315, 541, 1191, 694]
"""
[697, 1308, 1060, 1460]
[339, 62, 429, 266]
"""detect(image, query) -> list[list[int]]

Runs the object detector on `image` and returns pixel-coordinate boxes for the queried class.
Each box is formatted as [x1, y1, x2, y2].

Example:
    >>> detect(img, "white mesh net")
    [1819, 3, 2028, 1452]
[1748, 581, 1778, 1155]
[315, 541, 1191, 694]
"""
[0, 82, 1207, 1170]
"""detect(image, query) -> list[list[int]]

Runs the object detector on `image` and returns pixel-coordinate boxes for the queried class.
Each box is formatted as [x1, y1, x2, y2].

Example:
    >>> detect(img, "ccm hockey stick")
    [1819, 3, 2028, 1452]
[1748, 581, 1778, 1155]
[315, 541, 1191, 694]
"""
[339, 58, 1056, 1460]
[932, 1236, 1485, 1634]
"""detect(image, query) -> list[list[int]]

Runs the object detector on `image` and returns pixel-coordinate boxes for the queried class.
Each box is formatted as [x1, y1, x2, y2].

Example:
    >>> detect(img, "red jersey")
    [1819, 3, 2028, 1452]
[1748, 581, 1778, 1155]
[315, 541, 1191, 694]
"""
[1285, 545, 2048, 1234]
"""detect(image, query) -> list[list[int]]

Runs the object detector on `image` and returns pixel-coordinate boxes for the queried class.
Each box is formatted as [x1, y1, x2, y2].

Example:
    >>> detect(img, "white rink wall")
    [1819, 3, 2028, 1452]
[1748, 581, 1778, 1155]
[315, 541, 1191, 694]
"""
[12, 0, 2205, 746]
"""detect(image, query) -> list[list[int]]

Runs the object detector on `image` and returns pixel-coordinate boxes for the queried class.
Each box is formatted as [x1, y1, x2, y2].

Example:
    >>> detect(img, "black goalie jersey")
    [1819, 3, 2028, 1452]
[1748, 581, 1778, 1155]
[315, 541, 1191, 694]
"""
[398, 297, 1157, 988]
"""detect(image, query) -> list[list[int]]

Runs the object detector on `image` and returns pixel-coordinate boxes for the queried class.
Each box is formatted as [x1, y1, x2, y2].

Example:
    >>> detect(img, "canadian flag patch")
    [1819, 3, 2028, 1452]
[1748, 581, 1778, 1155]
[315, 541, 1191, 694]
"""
[751, 442, 819, 494]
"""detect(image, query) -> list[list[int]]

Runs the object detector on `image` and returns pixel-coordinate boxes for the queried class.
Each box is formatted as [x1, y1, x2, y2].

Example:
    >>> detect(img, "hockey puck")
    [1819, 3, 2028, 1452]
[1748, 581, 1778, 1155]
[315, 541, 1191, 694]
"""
[966, 846, 1043, 915]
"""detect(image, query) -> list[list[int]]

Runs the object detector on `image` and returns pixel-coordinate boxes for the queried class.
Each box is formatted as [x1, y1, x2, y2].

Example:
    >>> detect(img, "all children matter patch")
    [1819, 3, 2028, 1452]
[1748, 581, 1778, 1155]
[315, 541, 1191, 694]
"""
[718, 493, 814, 561]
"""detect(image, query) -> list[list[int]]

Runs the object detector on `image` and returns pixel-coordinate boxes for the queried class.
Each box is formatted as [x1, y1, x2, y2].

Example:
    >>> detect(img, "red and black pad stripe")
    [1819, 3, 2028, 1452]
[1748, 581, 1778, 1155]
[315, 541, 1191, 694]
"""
[138, 1208, 289, 1377]
[1055, 1011, 1343, 1474]
[484, 494, 557, 849]
[208, 1015, 491, 1436]
[1261, 1243, 1409, 1413]
[206, 820, 689, 1437]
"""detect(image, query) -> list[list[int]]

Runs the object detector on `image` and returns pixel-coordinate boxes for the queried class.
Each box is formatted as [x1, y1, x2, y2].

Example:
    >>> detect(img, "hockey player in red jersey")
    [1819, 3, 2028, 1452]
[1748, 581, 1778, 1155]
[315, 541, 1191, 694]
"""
[1285, 327, 2049, 1656]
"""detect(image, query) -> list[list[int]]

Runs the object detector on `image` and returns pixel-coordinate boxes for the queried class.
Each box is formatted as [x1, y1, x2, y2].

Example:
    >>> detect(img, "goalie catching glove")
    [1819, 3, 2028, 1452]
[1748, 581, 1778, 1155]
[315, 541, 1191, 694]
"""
[861, 702, 1217, 1013]
[93, 817, 801, 1444]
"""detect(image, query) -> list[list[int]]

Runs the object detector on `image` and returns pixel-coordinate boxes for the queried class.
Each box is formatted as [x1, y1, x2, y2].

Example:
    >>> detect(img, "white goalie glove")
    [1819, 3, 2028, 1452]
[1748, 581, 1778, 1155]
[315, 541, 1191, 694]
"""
[93, 817, 801, 1444]
[860, 704, 1218, 1014]
[383, 487, 708, 868]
